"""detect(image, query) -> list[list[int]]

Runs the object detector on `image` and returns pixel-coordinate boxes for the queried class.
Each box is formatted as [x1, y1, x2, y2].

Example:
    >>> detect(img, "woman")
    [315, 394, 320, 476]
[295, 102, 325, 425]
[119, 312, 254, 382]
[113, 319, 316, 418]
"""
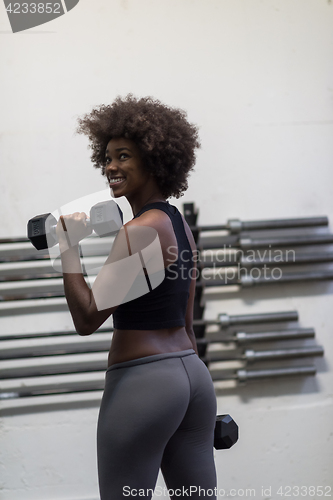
[56, 95, 217, 499]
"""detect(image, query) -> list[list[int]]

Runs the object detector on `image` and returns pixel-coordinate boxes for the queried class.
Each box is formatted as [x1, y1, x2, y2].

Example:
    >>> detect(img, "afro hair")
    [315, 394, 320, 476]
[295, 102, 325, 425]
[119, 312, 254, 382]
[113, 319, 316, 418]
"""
[76, 94, 201, 199]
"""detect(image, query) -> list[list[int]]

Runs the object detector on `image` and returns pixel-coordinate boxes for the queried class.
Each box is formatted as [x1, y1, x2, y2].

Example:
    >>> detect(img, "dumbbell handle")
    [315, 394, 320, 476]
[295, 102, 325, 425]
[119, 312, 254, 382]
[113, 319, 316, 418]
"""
[48, 216, 91, 238]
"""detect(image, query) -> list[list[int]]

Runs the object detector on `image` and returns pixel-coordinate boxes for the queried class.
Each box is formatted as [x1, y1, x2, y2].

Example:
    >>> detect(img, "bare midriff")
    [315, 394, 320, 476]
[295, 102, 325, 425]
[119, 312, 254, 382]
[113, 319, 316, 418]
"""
[108, 326, 194, 366]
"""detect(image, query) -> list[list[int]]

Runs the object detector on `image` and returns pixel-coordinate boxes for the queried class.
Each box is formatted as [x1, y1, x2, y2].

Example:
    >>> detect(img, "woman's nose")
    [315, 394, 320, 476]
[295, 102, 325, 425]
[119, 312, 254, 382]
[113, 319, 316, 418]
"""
[105, 164, 117, 177]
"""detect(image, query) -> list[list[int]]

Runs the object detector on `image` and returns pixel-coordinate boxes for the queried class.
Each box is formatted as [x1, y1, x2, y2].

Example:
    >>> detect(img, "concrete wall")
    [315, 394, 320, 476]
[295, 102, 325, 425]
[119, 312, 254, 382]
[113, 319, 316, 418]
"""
[1, 0, 333, 499]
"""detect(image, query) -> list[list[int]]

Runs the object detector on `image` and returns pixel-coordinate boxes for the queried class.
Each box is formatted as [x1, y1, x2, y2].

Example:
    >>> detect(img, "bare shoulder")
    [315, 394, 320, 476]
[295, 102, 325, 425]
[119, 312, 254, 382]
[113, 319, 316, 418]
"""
[123, 208, 196, 262]
[125, 209, 175, 239]
[124, 209, 177, 266]
[134, 209, 197, 252]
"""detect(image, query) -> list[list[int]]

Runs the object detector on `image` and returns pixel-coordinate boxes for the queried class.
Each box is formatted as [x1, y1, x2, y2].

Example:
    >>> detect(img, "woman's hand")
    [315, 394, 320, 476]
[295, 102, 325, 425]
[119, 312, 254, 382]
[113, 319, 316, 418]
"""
[56, 212, 92, 249]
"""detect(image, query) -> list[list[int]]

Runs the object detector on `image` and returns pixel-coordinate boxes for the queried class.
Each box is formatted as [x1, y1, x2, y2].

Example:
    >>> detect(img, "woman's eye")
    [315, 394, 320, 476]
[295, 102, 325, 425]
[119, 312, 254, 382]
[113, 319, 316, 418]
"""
[104, 154, 128, 164]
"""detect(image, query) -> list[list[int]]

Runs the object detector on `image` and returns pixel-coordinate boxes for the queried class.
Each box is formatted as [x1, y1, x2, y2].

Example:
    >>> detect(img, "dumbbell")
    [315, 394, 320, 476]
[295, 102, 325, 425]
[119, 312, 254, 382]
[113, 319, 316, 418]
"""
[214, 414, 238, 449]
[28, 200, 123, 250]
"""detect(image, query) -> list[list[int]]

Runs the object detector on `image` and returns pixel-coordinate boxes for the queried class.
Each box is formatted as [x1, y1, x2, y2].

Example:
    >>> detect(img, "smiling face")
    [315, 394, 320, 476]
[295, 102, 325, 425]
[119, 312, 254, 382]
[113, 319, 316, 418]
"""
[104, 138, 151, 200]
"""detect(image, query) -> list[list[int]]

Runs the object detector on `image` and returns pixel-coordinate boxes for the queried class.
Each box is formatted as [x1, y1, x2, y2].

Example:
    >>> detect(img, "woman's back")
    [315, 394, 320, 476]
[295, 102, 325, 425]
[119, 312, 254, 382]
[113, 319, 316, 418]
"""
[108, 201, 198, 365]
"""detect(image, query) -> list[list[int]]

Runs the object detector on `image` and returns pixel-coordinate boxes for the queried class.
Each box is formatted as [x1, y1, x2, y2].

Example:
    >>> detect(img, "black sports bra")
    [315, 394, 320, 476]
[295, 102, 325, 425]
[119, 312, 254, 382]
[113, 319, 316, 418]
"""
[112, 202, 193, 330]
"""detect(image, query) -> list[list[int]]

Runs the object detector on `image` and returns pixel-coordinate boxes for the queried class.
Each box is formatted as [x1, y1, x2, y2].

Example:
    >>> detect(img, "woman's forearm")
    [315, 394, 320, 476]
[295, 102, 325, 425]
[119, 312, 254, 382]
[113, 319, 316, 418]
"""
[59, 242, 94, 334]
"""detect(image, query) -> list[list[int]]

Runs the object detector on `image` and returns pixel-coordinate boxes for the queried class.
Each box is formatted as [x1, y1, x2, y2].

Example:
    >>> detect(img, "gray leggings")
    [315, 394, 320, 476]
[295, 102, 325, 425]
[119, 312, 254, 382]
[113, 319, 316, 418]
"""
[97, 349, 217, 499]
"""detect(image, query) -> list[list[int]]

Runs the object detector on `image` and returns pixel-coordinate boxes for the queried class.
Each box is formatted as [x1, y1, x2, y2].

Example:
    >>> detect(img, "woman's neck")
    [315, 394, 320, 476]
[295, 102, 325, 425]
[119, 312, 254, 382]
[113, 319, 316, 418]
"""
[130, 194, 167, 217]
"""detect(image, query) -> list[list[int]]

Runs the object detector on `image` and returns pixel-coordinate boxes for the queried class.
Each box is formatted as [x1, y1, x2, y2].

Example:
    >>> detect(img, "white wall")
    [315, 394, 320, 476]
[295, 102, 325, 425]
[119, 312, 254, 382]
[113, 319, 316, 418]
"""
[1, 0, 333, 499]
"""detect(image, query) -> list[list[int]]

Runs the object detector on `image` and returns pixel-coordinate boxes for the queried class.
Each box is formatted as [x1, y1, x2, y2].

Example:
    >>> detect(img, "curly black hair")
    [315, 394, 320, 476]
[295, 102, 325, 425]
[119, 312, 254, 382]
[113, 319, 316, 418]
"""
[76, 94, 201, 199]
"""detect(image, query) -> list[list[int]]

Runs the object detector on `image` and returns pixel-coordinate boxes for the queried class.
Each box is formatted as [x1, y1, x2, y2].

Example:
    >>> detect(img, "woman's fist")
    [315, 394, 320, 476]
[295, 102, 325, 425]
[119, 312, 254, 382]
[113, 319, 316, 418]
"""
[56, 212, 92, 249]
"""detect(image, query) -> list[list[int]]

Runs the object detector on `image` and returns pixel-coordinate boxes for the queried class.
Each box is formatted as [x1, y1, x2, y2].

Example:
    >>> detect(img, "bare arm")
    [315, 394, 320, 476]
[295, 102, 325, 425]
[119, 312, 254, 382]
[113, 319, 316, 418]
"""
[59, 247, 117, 335]
[184, 255, 199, 355]
[182, 216, 199, 355]
[57, 212, 158, 336]
[57, 213, 118, 335]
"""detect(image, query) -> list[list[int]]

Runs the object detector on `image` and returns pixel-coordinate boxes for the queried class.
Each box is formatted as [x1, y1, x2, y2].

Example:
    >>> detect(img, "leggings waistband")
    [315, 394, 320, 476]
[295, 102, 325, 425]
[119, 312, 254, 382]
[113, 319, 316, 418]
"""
[106, 349, 196, 372]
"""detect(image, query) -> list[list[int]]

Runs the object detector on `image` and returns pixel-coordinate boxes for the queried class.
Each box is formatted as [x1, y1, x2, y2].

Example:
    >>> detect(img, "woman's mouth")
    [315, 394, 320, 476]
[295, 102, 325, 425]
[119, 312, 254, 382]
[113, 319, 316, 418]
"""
[109, 177, 125, 187]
